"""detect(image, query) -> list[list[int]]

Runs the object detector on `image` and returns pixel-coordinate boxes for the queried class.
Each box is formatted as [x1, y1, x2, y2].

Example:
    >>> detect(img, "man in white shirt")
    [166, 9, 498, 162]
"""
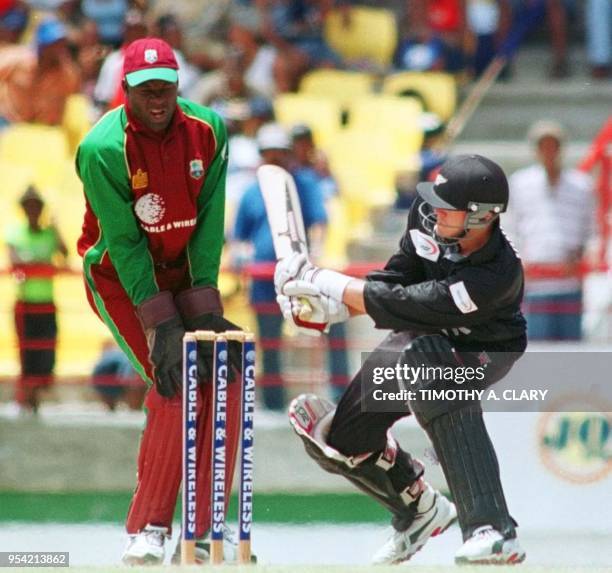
[504, 120, 595, 340]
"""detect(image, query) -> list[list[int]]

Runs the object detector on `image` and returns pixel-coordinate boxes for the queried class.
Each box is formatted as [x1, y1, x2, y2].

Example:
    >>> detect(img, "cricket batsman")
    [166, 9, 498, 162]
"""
[276, 155, 527, 564]
[76, 38, 243, 565]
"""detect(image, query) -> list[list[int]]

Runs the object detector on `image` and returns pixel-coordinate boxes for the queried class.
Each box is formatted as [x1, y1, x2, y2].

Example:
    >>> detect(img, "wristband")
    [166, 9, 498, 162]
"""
[136, 291, 178, 329]
[304, 268, 353, 301]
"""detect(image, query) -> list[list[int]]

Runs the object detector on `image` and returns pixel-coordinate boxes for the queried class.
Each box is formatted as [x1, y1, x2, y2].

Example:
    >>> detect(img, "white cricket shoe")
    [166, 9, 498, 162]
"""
[122, 524, 167, 566]
[372, 484, 457, 564]
[455, 525, 526, 565]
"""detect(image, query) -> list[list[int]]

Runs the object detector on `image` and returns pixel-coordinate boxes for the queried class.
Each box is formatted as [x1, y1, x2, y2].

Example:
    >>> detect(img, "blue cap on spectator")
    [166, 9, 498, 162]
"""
[0, 8, 27, 31]
[249, 96, 274, 120]
[36, 18, 67, 48]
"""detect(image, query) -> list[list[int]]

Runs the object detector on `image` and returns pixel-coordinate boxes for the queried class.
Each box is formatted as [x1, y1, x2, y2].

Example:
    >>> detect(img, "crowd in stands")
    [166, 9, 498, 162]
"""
[0, 0, 609, 130]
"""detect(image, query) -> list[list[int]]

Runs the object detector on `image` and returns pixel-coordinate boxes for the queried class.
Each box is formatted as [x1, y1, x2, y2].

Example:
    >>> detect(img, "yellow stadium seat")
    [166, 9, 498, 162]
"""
[299, 69, 375, 108]
[325, 129, 399, 227]
[347, 95, 424, 157]
[382, 71, 457, 121]
[321, 195, 350, 269]
[274, 94, 342, 147]
[0, 124, 69, 189]
[324, 6, 397, 68]
[62, 94, 93, 155]
[53, 160, 86, 252]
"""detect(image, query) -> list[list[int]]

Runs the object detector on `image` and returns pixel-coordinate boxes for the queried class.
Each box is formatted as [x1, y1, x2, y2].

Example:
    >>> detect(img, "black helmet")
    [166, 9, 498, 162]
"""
[416, 154, 508, 244]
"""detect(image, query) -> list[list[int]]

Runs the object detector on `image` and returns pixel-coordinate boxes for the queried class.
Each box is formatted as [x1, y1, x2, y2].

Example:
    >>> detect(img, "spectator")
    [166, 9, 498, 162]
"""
[291, 123, 350, 401]
[81, 0, 128, 47]
[188, 48, 253, 107]
[5, 186, 68, 412]
[506, 0, 571, 79]
[74, 19, 111, 99]
[291, 123, 338, 201]
[394, 0, 447, 72]
[92, 340, 145, 411]
[224, 105, 261, 233]
[232, 123, 327, 410]
[398, 0, 466, 73]
[0, 17, 80, 125]
[543, 0, 570, 78]
[243, 95, 275, 134]
[227, 22, 277, 98]
[223, 96, 275, 231]
[93, 8, 147, 112]
[466, 0, 510, 76]
[0, 2, 28, 46]
[148, 0, 235, 71]
[259, 0, 343, 91]
[153, 13, 200, 95]
[585, 0, 611, 79]
[504, 120, 595, 341]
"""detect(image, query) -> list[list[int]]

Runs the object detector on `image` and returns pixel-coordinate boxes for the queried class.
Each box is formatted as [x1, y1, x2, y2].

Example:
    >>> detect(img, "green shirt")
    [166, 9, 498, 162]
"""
[5, 224, 60, 303]
[76, 99, 228, 305]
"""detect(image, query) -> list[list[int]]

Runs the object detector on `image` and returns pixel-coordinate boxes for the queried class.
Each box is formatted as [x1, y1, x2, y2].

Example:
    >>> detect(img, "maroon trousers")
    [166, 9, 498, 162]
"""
[14, 301, 57, 407]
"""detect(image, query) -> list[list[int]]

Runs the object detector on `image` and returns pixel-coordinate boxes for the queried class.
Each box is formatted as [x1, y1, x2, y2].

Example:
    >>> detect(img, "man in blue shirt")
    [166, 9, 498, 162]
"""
[233, 122, 327, 410]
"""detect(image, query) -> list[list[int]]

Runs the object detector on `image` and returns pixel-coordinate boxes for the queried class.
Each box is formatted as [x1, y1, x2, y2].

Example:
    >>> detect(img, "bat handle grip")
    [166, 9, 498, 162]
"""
[298, 298, 313, 321]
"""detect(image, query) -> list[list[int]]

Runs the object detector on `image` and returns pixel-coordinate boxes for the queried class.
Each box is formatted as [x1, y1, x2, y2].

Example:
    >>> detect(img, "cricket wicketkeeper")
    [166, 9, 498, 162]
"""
[276, 155, 527, 565]
[76, 38, 243, 565]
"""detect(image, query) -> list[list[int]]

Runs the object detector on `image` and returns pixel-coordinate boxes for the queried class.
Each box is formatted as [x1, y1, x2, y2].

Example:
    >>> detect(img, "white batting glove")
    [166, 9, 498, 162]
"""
[276, 293, 322, 337]
[277, 280, 350, 335]
[274, 253, 313, 295]
[275, 253, 353, 301]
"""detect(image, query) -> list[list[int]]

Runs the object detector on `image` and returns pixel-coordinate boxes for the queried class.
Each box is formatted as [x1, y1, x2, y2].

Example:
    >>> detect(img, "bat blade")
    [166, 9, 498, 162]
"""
[257, 164, 308, 259]
[258, 164, 313, 320]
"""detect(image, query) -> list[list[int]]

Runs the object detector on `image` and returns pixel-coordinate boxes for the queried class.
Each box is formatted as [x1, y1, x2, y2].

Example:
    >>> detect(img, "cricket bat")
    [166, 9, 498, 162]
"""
[257, 164, 312, 320]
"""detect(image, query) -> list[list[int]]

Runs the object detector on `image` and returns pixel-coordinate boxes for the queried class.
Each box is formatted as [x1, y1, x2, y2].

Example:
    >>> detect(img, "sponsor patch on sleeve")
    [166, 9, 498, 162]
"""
[449, 281, 478, 314]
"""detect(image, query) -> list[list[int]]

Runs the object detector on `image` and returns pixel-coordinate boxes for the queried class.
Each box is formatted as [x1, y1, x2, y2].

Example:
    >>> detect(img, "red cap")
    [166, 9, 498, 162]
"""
[123, 38, 179, 87]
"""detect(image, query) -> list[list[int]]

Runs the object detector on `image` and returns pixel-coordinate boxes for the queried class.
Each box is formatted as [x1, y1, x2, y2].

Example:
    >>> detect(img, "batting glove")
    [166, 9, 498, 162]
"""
[275, 253, 353, 301]
[277, 280, 350, 335]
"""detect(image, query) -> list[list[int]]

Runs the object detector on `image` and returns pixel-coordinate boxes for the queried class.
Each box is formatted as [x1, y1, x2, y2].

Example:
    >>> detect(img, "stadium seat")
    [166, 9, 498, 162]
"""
[321, 195, 350, 269]
[0, 124, 69, 189]
[346, 95, 424, 156]
[62, 94, 93, 154]
[274, 94, 343, 147]
[324, 6, 397, 69]
[54, 160, 86, 250]
[325, 129, 399, 227]
[382, 71, 457, 121]
[299, 69, 375, 108]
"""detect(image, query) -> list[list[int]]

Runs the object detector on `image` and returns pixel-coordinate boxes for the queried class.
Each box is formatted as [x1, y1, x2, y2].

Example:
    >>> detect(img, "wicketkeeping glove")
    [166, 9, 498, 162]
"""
[136, 291, 185, 399]
[175, 287, 244, 383]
